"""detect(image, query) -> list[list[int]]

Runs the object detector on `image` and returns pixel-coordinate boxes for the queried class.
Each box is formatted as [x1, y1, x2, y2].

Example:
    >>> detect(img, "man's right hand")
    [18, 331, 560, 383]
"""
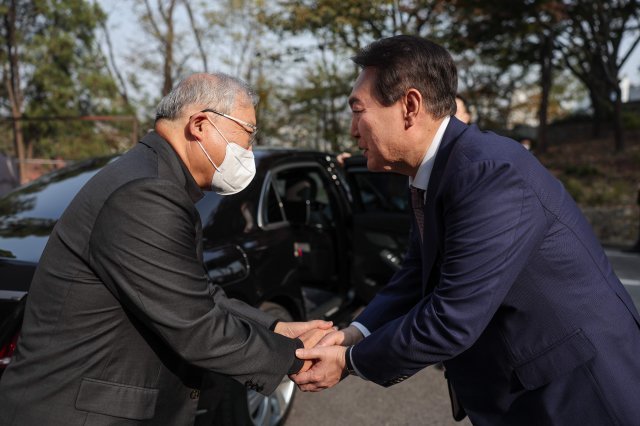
[296, 327, 336, 373]
[315, 325, 364, 348]
[291, 345, 348, 392]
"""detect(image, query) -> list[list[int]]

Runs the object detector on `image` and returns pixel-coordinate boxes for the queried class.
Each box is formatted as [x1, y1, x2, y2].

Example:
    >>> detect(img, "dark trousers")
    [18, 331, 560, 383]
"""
[195, 373, 252, 426]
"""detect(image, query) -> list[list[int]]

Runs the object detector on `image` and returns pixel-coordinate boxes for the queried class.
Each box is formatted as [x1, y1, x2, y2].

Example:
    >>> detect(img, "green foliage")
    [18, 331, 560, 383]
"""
[560, 174, 630, 206]
[564, 164, 600, 178]
[561, 176, 585, 203]
[541, 134, 640, 210]
[257, 0, 452, 149]
[0, 0, 134, 162]
[3, 0, 637, 160]
[622, 110, 640, 130]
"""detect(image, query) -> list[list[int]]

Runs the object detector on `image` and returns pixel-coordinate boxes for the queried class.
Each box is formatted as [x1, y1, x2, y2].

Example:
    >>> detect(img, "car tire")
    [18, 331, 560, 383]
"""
[246, 302, 297, 426]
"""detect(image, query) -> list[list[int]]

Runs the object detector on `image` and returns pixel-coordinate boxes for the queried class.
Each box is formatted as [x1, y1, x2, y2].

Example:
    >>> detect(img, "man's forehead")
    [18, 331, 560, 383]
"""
[233, 103, 256, 119]
[348, 72, 370, 105]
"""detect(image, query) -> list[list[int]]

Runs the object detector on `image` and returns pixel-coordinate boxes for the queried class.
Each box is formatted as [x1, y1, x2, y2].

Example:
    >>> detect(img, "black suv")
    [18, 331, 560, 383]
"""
[0, 148, 410, 425]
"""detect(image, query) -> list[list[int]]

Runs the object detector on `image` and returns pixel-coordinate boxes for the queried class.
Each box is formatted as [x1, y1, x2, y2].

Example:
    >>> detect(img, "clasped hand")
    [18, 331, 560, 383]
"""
[281, 325, 364, 392]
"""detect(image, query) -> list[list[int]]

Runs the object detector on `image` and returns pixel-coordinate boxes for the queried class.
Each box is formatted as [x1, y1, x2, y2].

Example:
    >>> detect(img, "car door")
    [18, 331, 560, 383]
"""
[264, 161, 349, 318]
[342, 155, 411, 303]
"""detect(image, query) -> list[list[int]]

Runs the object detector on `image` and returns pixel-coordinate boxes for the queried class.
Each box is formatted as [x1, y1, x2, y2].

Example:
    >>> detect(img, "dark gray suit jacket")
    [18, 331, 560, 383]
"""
[0, 132, 302, 425]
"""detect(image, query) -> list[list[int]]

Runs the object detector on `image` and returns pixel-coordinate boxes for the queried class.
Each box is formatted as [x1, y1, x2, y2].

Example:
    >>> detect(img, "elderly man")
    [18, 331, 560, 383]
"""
[0, 73, 330, 426]
[293, 35, 640, 425]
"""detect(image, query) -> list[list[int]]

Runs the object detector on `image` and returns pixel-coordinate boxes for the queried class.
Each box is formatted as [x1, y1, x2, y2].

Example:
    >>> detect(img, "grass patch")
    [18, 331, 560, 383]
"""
[537, 131, 640, 208]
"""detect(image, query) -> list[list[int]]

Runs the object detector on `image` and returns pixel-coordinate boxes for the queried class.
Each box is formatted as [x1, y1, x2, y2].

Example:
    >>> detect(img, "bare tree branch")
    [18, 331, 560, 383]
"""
[143, 0, 163, 41]
[183, 0, 208, 72]
[619, 33, 640, 66]
[100, 19, 129, 105]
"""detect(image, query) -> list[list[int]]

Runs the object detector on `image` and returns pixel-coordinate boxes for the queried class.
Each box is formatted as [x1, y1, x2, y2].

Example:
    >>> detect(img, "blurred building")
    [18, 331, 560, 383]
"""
[621, 76, 640, 103]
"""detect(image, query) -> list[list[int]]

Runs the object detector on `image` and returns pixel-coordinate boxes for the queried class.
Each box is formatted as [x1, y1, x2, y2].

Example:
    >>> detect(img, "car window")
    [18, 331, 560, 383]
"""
[352, 171, 409, 213]
[264, 182, 285, 225]
[195, 192, 224, 226]
[270, 167, 335, 227]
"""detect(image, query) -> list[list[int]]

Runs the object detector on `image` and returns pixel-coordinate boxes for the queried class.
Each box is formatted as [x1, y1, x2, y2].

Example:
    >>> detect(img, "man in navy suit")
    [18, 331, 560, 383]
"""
[292, 35, 640, 425]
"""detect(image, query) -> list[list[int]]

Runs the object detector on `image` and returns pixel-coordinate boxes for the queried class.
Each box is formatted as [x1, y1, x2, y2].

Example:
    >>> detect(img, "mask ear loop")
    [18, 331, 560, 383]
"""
[207, 117, 233, 147]
[195, 139, 222, 173]
[195, 116, 230, 173]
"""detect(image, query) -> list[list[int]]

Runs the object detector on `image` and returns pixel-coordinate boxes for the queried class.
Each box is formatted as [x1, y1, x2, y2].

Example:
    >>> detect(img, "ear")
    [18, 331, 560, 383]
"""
[187, 112, 208, 141]
[403, 88, 422, 128]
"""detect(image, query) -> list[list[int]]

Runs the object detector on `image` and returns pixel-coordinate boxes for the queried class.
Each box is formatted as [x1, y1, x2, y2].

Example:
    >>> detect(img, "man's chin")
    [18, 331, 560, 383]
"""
[364, 158, 383, 172]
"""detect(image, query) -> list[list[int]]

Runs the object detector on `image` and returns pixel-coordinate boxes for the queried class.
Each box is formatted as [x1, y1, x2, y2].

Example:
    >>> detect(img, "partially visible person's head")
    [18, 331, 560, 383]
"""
[455, 95, 471, 124]
[351, 35, 457, 119]
[519, 137, 533, 151]
[155, 73, 259, 192]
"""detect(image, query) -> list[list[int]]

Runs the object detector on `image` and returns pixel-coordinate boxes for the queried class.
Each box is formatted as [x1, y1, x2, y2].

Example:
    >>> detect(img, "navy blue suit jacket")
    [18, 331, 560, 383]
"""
[352, 118, 640, 425]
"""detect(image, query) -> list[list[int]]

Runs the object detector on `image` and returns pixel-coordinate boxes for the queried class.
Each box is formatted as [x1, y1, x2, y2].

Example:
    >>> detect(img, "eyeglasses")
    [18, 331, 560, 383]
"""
[201, 108, 258, 147]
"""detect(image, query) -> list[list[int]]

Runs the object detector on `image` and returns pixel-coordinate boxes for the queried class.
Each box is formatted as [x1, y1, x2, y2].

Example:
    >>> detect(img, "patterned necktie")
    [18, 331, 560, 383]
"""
[410, 186, 425, 241]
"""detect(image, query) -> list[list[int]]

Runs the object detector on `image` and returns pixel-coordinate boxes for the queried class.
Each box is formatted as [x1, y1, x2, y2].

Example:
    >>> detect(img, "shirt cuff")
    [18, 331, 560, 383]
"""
[348, 345, 367, 380]
[350, 321, 371, 338]
[269, 319, 279, 331]
[287, 338, 304, 375]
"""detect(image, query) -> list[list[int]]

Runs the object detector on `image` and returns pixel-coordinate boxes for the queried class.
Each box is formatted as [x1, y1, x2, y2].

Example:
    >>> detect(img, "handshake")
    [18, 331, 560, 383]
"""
[274, 321, 364, 392]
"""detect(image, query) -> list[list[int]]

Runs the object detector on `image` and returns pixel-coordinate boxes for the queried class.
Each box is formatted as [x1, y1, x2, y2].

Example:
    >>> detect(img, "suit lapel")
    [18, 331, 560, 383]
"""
[421, 118, 469, 296]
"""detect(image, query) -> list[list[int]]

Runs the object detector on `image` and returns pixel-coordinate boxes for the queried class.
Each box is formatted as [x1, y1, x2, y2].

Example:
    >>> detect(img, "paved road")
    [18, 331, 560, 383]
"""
[287, 366, 470, 426]
[606, 247, 640, 310]
[286, 248, 640, 426]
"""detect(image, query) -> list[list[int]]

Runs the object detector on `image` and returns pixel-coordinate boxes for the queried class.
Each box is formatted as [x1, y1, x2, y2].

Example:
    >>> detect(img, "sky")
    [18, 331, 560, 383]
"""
[97, 0, 640, 96]
[620, 37, 640, 84]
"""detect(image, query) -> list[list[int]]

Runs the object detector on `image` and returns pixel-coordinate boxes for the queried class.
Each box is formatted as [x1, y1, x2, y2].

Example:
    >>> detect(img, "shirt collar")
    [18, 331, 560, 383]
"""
[409, 115, 450, 191]
[140, 131, 205, 204]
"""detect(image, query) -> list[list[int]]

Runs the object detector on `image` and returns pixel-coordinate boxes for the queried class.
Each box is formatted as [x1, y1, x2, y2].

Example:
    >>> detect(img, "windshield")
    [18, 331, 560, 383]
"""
[0, 155, 229, 261]
[0, 157, 116, 227]
[0, 157, 116, 262]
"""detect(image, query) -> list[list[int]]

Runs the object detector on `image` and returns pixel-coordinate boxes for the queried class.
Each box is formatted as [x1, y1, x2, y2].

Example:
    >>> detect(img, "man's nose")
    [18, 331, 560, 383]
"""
[350, 117, 359, 139]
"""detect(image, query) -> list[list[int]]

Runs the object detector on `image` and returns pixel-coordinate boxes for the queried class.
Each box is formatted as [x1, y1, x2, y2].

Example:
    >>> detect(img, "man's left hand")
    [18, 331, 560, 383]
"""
[273, 320, 333, 339]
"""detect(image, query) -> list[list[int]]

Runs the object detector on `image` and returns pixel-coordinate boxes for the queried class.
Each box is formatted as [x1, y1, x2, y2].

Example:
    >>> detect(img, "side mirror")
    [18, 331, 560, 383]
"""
[203, 245, 250, 285]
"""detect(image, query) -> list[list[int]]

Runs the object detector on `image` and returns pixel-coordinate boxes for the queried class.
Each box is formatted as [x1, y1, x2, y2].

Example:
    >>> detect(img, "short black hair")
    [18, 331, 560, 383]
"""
[352, 35, 457, 119]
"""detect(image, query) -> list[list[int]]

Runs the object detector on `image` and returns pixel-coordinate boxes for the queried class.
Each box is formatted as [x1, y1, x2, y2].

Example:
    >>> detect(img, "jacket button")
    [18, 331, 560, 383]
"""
[190, 389, 200, 399]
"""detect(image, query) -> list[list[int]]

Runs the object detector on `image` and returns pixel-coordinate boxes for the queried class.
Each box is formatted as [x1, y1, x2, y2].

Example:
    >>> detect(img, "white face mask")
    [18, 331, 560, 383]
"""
[195, 120, 256, 195]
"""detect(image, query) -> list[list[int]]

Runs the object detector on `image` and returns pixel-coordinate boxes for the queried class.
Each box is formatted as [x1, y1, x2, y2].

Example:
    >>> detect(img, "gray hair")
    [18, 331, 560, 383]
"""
[155, 72, 258, 122]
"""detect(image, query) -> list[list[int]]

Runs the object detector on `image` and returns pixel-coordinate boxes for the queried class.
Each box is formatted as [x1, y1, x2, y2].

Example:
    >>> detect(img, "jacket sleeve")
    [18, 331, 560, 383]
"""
[210, 287, 278, 330]
[88, 178, 300, 394]
[352, 159, 549, 385]
[354, 220, 423, 333]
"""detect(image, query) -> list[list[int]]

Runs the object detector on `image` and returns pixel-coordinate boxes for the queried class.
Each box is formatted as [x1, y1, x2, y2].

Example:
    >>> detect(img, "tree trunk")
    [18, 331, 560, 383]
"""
[3, 0, 27, 184]
[613, 86, 624, 152]
[162, 29, 174, 96]
[537, 35, 553, 154]
[162, 0, 177, 96]
[9, 115, 26, 184]
[4, 76, 27, 184]
[590, 92, 603, 138]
